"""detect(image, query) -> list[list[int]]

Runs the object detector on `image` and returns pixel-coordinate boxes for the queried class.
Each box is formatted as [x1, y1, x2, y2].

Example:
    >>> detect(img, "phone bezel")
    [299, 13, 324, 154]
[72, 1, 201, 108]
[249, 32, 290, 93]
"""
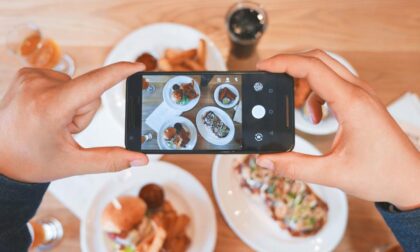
[125, 71, 294, 154]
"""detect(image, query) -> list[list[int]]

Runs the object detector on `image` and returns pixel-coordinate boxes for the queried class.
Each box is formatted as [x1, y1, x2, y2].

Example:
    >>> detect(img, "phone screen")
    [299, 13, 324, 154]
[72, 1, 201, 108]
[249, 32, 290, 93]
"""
[126, 72, 294, 153]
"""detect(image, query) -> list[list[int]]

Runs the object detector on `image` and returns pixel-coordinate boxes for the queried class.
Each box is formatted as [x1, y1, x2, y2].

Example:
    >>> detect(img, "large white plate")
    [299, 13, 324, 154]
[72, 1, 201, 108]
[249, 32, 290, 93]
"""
[157, 116, 197, 150]
[212, 136, 348, 252]
[196, 106, 235, 145]
[80, 161, 217, 252]
[162, 76, 201, 112]
[295, 51, 358, 135]
[102, 22, 227, 128]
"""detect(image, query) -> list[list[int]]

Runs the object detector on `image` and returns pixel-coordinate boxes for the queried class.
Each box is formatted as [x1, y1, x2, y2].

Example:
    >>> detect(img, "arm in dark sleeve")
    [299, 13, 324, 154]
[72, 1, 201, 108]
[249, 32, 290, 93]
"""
[0, 174, 49, 252]
[376, 202, 420, 252]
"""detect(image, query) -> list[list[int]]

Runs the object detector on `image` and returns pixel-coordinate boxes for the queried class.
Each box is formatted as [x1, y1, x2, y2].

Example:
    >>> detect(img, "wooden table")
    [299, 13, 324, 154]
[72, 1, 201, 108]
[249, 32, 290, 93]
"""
[1, 0, 419, 251]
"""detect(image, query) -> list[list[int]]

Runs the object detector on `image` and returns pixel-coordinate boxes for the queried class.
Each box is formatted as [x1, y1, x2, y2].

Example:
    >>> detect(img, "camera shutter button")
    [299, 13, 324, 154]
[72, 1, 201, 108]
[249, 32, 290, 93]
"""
[252, 105, 266, 119]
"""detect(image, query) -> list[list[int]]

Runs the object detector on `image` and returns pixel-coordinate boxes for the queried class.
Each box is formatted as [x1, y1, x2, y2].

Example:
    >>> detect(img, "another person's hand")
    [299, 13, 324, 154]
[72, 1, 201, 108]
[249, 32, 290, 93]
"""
[256, 50, 420, 210]
[0, 62, 148, 183]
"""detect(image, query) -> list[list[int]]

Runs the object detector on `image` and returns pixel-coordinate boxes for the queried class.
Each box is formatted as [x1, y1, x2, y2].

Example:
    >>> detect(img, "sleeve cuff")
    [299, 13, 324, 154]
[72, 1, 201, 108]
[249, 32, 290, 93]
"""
[376, 202, 420, 252]
[0, 174, 49, 251]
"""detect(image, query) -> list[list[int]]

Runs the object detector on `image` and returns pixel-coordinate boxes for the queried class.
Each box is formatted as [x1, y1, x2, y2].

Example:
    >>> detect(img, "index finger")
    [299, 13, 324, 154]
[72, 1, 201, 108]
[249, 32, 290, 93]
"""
[257, 54, 356, 112]
[62, 62, 145, 109]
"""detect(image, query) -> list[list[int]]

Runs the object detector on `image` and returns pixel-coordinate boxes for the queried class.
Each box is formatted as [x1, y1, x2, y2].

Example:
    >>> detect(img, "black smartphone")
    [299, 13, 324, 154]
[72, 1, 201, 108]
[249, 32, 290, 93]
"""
[125, 71, 294, 154]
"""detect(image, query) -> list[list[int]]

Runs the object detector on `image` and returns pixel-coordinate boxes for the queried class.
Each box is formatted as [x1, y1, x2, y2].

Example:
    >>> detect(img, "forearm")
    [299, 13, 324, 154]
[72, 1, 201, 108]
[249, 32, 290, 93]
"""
[376, 202, 420, 252]
[0, 174, 49, 251]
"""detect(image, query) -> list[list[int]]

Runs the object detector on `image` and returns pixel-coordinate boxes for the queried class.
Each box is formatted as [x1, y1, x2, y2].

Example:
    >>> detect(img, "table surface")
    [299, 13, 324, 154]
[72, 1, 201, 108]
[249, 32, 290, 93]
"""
[1, 0, 419, 251]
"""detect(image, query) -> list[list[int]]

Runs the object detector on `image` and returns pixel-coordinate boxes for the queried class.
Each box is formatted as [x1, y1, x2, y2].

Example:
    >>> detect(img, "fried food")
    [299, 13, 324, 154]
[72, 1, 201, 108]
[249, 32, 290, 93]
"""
[136, 52, 158, 71]
[141, 39, 207, 72]
[102, 184, 191, 252]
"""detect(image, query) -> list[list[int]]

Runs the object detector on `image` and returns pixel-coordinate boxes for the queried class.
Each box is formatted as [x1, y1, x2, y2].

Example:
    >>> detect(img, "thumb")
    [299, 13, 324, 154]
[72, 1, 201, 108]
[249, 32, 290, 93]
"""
[256, 152, 332, 185]
[71, 147, 149, 175]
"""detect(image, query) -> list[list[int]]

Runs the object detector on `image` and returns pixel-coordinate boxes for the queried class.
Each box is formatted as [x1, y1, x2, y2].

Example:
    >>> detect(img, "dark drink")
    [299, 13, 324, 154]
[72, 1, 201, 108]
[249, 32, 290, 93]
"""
[226, 2, 267, 58]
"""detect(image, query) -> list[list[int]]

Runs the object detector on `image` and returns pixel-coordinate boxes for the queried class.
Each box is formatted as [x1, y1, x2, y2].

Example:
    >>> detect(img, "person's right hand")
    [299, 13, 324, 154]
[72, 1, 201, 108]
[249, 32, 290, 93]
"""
[256, 50, 420, 210]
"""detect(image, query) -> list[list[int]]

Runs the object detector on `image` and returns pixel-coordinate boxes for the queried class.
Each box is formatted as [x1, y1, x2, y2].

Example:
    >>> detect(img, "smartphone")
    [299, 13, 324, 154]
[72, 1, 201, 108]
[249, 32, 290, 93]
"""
[125, 71, 294, 154]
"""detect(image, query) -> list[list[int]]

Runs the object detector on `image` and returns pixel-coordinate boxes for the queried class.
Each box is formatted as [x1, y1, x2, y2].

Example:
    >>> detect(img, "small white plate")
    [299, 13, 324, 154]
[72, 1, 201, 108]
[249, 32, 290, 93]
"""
[212, 136, 348, 252]
[213, 84, 240, 109]
[157, 116, 197, 150]
[196, 106, 235, 145]
[80, 161, 217, 252]
[163, 76, 201, 112]
[102, 22, 227, 128]
[295, 51, 358, 135]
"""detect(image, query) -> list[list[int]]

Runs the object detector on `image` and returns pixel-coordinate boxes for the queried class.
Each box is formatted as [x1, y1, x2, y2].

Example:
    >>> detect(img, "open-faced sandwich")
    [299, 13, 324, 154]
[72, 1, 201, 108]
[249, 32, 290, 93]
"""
[202, 111, 230, 138]
[163, 123, 191, 149]
[235, 155, 328, 237]
[102, 184, 190, 252]
[171, 82, 198, 105]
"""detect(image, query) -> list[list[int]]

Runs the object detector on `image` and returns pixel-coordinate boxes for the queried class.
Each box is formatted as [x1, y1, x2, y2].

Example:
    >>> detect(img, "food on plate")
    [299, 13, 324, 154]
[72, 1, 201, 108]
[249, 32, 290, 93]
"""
[235, 155, 329, 237]
[136, 53, 158, 71]
[163, 123, 191, 149]
[170, 82, 198, 105]
[139, 184, 165, 211]
[102, 184, 191, 252]
[202, 111, 230, 138]
[218, 87, 237, 105]
[157, 39, 207, 71]
[294, 78, 311, 108]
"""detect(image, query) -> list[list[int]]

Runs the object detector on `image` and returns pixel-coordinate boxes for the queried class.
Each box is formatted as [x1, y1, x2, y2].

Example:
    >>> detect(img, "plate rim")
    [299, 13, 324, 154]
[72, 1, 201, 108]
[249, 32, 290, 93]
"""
[195, 106, 235, 145]
[162, 75, 201, 112]
[211, 136, 348, 251]
[213, 83, 240, 109]
[80, 160, 217, 252]
[157, 115, 198, 150]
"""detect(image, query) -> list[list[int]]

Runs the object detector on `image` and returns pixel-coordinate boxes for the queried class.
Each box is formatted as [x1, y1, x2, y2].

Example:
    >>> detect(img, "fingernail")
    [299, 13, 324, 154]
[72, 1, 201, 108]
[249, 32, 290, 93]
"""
[256, 158, 275, 170]
[130, 158, 147, 167]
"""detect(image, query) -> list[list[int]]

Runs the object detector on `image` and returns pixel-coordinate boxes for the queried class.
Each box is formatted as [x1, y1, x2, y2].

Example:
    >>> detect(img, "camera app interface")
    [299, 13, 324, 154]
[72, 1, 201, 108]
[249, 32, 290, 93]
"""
[141, 74, 243, 151]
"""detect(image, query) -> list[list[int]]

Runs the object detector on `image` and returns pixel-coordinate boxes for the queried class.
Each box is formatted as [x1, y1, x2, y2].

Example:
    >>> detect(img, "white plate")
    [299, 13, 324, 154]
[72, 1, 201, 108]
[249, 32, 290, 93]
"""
[163, 76, 201, 112]
[102, 22, 227, 128]
[196, 106, 235, 145]
[213, 84, 240, 109]
[157, 116, 197, 150]
[295, 51, 358, 135]
[80, 161, 217, 252]
[212, 136, 348, 252]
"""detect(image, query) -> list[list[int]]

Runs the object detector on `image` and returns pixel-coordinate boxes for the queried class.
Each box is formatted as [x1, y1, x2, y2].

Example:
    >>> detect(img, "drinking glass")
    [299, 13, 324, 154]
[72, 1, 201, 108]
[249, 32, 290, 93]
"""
[28, 217, 64, 251]
[7, 23, 75, 76]
[226, 1, 268, 58]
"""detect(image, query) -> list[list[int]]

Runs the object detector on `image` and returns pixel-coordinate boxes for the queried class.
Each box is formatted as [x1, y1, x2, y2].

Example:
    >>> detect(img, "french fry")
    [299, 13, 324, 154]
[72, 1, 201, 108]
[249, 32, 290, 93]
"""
[164, 48, 182, 59]
[184, 59, 205, 71]
[197, 38, 207, 67]
[158, 58, 173, 71]
[167, 49, 197, 65]
[172, 64, 191, 72]
[167, 215, 190, 240]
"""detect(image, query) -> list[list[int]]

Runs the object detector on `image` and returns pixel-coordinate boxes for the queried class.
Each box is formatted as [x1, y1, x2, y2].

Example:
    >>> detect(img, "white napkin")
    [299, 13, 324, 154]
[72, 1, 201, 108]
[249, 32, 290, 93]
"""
[387, 92, 420, 150]
[233, 101, 242, 123]
[146, 102, 181, 131]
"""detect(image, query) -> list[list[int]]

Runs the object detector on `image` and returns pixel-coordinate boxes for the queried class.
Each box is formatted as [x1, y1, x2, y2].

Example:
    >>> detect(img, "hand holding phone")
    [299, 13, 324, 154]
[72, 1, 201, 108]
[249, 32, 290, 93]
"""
[126, 71, 294, 154]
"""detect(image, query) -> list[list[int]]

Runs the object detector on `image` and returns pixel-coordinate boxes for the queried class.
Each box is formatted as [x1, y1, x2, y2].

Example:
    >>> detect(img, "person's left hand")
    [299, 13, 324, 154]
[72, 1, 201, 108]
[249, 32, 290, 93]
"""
[0, 62, 148, 183]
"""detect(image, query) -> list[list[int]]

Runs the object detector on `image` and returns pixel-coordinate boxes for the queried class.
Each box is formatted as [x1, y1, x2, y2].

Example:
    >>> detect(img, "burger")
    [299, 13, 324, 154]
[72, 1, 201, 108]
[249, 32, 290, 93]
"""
[101, 196, 166, 252]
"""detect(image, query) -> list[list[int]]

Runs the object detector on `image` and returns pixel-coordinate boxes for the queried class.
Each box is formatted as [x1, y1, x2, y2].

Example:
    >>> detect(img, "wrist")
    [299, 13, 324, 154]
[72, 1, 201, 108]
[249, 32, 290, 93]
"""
[390, 158, 420, 211]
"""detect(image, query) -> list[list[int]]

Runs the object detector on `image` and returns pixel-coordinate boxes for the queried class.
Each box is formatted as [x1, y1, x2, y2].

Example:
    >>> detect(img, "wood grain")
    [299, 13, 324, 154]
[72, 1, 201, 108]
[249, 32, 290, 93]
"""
[1, 0, 418, 251]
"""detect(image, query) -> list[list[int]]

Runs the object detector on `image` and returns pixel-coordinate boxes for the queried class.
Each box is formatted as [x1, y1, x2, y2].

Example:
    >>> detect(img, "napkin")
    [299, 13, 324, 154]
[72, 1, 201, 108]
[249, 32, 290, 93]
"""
[146, 102, 181, 131]
[387, 92, 420, 150]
